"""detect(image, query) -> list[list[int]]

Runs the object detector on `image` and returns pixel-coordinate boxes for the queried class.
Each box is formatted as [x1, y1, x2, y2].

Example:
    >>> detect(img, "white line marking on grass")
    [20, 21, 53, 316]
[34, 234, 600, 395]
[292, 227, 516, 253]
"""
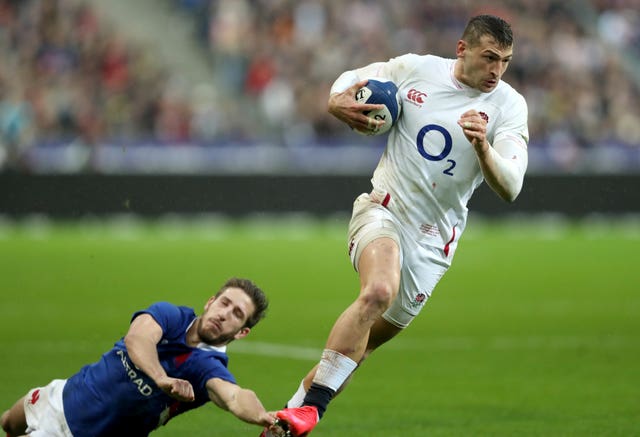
[217, 334, 640, 362]
[229, 341, 322, 361]
[6, 339, 322, 361]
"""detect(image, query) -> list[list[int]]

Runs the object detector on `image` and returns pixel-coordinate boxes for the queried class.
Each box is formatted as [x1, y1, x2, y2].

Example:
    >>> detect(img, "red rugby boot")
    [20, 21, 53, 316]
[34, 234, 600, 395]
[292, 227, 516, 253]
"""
[275, 406, 319, 436]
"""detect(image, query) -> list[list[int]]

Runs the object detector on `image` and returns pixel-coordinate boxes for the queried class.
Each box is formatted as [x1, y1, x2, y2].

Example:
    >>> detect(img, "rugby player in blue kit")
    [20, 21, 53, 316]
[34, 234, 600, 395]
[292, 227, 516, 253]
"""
[2, 277, 281, 436]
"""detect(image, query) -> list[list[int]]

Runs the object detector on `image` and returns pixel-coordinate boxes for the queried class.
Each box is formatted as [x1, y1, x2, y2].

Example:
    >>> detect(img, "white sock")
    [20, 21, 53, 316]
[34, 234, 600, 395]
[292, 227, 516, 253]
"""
[286, 380, 307, 408]
[312, 349, 358, 392]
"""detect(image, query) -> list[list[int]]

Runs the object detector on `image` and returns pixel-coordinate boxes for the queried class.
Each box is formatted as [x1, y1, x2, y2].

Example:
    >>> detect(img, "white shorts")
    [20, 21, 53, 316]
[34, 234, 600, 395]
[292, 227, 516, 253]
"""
[347, 192, 448, 329]
[23, 379, 73, 437]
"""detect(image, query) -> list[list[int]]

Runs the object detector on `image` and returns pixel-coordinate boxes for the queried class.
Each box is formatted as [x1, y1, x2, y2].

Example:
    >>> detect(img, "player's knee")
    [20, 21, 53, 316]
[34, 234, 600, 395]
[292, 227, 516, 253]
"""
[1, 410, 12, 433]
[1, 408, 24, 436]
[359, 280, 395, 313]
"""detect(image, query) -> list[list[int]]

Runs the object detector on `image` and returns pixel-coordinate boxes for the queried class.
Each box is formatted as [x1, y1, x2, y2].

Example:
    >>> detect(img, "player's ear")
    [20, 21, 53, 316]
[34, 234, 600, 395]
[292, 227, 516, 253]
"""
[204, 295, 216, 311]
[456, 39, 467, 58]
[234, 327, 251, 340]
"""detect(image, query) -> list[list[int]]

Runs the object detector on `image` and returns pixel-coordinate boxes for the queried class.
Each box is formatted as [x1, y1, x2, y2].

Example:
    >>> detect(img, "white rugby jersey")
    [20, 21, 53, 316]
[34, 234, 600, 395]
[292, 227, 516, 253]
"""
[355, 54, 529, 262]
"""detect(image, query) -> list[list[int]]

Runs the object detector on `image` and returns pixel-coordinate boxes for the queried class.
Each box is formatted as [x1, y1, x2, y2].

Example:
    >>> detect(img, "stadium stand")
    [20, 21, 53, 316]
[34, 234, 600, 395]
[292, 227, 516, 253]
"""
[0, 0, 638, 174]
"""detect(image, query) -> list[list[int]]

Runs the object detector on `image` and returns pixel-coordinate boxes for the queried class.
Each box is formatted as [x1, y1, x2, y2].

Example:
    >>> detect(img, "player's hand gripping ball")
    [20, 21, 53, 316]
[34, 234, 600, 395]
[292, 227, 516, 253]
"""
[354, 79, 401, 136]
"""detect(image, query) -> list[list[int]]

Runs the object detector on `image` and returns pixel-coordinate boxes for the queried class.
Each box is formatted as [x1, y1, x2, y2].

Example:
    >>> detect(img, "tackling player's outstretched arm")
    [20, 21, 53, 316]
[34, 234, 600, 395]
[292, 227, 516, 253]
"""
[124, 314, 195, 402]
[206, 378, 276, 427]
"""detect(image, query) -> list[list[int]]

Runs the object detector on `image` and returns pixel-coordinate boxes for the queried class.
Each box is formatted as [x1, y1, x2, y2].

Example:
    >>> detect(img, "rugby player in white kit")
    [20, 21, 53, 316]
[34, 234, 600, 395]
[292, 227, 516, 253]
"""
[262, 14, 529, 437]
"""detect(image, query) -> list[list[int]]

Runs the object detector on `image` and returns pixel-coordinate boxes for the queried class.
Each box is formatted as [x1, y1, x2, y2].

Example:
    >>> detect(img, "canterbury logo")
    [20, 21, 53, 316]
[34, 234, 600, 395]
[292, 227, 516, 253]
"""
[407, 88, 427, 104]
[30, 389, 41, 405]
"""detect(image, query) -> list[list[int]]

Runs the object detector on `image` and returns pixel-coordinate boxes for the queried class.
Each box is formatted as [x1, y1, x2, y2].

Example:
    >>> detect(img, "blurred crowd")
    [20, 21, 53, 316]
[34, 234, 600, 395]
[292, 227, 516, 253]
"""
[0, 0, 639, 173]
[0, 0, 183, 171]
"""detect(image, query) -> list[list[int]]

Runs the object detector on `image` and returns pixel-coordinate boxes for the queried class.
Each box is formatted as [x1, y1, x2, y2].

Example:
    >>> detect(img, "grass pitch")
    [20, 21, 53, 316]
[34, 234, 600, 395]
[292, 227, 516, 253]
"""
[0, 215, 638, 436]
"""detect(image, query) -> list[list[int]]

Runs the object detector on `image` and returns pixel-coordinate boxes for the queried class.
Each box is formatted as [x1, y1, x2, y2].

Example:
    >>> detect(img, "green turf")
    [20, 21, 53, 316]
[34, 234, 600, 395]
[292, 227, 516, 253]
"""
[0, 216, 638, 436]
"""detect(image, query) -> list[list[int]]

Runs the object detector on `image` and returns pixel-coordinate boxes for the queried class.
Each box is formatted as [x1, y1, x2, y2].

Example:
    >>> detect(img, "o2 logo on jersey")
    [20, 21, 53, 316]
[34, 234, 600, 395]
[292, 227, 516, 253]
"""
[416, 124, 456, 176]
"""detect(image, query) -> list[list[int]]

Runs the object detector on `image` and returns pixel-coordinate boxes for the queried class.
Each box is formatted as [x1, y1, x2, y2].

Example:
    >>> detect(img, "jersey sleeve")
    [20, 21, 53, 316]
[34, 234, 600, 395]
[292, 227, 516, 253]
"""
[131, 302, 195, 341]
[493, 91, 529, 147]
[370, 53, 423, 87]
[197, 353, 237, 387]
[331, 53, 423, 94]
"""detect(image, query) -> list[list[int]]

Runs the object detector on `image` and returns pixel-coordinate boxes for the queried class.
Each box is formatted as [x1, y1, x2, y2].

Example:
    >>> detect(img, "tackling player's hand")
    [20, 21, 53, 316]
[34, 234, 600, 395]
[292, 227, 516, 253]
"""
[261, 412, 280, 430]
[156, 376, 195, 402]
[328, 79, 385, 133]
[458, 109, 489, 155]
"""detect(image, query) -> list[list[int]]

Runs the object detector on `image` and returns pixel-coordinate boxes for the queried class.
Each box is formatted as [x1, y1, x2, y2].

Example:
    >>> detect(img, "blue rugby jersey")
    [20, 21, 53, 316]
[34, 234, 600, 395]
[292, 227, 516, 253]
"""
[62, 302, 236, 436]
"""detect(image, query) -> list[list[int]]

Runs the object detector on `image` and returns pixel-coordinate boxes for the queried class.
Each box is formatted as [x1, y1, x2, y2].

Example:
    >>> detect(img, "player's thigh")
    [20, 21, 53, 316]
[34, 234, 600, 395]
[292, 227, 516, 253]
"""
[357, 237, 401, 293]
[347, 192, 401, 277]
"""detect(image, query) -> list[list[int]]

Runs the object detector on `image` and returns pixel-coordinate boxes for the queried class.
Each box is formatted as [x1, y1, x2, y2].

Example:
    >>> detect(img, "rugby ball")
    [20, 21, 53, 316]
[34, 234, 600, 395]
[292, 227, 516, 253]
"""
[354, 79, 401, 136]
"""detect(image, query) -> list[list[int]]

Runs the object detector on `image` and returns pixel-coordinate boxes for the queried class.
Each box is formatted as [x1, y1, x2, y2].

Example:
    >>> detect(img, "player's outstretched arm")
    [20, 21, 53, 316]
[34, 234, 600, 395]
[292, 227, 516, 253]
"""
[125, 314, 195, 402]
[206, 377, 276, 428]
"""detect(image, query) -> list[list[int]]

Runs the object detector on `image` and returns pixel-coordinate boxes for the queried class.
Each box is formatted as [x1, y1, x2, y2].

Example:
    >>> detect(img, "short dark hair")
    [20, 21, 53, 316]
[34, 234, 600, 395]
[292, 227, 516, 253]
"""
[216, 277, 269, 328]
[461, 15, 513, 49]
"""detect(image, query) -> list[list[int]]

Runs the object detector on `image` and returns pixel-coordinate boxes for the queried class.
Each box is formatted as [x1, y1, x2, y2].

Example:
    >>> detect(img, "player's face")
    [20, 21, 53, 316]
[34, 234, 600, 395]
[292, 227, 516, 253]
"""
[456, 35, 513, 93]
[198, 287, 255, 345]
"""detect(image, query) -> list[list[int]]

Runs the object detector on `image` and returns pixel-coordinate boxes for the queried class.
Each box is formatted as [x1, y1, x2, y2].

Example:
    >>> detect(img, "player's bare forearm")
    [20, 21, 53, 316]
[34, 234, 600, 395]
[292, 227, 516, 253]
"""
[125, 314, 195, 402]
[207, 378, 276, 426]
[475, 147, 521, 202]
[125, 315, 167, 382]
[227, 388, 276, 426]
[458, 110, 524, 202]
